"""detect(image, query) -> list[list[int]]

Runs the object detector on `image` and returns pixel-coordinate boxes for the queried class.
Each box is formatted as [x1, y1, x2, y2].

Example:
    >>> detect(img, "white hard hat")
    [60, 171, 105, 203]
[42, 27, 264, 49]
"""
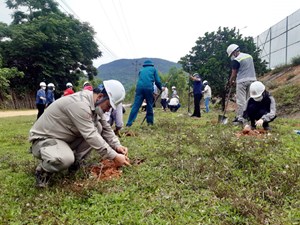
[250, 81, 265, 98]
[66, 82, 73, 87]
[226, 44, 239, 57]
[172, 86, 176, 89]
[47, 83, 55, 87]
[103, 80, 125, 109]
[83, 81, 90, 86]
[203, 80, 208, 85]
[40, 82, 46, 87]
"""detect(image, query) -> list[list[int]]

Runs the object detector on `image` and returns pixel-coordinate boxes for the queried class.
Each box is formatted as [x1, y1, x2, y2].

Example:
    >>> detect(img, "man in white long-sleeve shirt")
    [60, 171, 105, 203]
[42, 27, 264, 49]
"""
[160, 84, 168, 111]
[105, 103, 124, 137]
[202, 80, 212, 112]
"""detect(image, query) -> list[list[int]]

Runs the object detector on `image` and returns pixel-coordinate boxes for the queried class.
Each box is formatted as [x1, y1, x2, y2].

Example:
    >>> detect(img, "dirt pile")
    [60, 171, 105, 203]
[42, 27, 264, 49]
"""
[235, 129, 268, 138]
[90, 157, 145, 181]
[90, 159, 122, 180]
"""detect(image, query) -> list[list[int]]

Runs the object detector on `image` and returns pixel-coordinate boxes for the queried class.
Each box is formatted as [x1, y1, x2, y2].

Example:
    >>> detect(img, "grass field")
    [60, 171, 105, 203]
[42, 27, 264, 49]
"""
[0, 108, 299, 224]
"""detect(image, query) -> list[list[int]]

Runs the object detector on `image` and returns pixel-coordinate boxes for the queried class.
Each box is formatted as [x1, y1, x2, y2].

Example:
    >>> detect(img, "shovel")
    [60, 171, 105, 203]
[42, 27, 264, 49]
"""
[218, 85, 232, 124]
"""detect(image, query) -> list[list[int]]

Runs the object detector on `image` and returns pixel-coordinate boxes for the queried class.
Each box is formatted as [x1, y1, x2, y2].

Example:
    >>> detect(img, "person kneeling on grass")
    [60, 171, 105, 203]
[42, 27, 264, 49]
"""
[29, 80, 130, 188]
[168, 96, 181, 112]
[242, 81, 276, 131]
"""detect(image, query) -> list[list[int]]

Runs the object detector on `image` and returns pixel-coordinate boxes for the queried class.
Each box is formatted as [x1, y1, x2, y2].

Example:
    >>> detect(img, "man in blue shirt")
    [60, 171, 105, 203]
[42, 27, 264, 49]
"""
[46, 83, 55, 107]
[36, 82, 47, 119]
[190, 73, 203, 118]
[126, 60, 162, 126]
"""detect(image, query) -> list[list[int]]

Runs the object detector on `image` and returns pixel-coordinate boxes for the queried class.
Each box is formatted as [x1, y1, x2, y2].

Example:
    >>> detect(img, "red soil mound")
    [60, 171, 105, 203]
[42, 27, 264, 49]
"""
[90, 159, 122, 181]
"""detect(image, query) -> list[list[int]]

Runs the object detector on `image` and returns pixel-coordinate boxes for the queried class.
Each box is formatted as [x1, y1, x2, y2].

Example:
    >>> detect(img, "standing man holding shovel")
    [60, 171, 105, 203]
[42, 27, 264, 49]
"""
[226, 44, 257, 125]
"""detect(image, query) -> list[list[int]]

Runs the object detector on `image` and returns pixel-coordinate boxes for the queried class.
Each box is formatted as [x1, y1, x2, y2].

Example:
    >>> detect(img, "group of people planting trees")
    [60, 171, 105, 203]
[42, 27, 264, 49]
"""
[31, 44, 277, 188]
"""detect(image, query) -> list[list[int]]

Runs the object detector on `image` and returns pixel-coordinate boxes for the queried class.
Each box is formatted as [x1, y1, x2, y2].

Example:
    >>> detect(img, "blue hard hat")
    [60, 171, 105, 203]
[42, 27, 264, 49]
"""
[97, 84, 105, 92]
[143, 60, 154, 67]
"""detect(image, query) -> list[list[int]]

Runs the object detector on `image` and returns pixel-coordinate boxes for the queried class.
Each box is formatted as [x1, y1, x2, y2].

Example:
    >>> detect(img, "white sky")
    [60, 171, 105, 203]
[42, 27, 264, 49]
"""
[1, 0, 300, 67]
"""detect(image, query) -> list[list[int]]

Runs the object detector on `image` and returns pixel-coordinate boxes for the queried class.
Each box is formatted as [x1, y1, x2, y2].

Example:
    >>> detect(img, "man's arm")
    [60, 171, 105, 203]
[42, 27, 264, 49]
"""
[261, 96, 276, 122]
[229, 69, 238, 85]
[65, 103, 118, 160]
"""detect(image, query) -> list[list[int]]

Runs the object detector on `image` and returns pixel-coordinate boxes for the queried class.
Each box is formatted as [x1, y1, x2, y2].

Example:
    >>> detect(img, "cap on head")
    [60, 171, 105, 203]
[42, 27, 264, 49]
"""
[193, 73, 200, 78]
[66, 82, 73, 88]
[47, 83, 55, 87]
[103, 80, 125, 109]
[40, 82, 46, 87]
[143, 60, 154, 67]
[172, 86, 176, 90]
[226, 44, 239, 57]
[203, 80, 208, 85]
[250, 81, 265, 98]
[83, 81, 90, 87]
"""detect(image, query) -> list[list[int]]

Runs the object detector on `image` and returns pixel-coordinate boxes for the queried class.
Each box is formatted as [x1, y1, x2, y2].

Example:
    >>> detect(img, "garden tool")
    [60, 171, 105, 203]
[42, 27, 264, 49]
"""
[218, 85, 232, 124]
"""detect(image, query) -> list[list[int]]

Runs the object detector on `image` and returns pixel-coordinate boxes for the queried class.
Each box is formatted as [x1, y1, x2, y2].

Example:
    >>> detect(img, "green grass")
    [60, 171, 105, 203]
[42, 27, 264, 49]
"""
[0, 109, 299, 224]
[272, 83, 300, 116]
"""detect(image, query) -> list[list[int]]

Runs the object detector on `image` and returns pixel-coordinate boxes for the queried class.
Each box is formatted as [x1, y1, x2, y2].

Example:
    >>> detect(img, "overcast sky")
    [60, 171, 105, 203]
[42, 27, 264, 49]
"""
[1, 0, 300, 67]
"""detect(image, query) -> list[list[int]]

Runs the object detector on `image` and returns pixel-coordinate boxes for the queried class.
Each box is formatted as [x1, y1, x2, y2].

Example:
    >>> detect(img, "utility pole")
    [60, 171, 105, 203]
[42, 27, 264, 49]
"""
[187, 61, 192, 114]
[132, 60, 141, 84]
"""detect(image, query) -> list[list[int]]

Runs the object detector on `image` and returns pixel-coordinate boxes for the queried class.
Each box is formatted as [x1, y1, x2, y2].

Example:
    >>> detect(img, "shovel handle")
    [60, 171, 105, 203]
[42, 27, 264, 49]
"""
[222, 85, 232, 117]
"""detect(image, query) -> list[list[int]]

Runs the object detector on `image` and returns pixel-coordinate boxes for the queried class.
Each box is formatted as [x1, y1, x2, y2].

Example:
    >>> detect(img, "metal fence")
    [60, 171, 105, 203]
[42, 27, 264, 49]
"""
[254, 8, 300, 69]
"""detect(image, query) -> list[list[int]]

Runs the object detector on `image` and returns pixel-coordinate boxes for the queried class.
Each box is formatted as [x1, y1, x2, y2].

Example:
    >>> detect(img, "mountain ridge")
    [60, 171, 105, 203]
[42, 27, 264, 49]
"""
[97, 58, 181, 90]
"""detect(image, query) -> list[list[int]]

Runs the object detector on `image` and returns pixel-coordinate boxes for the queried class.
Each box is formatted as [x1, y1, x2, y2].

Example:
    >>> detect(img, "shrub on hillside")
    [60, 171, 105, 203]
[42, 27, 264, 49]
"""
[265, 81, 279, 90]
[286, 74, 296, 81]
[291, 55, 300, 66]
[272, 84, 300, 116]
[271, 64, 291, 75]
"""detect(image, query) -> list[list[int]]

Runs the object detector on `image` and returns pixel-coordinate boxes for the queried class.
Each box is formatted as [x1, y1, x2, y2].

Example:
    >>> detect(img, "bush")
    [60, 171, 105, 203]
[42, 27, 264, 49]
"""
[271, 64, 290, 75]
[272, 84, 300, 115]
[286, 74, 296, 81]
[291, 55, 300, 66]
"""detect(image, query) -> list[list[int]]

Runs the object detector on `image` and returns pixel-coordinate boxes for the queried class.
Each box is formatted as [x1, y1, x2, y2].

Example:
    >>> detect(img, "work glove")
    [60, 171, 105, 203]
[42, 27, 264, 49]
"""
[255, 119, 264, 127]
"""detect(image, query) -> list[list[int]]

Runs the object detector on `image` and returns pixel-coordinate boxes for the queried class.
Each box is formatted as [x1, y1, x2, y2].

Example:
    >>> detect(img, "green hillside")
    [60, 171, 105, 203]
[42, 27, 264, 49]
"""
[97, 58, 181, 90]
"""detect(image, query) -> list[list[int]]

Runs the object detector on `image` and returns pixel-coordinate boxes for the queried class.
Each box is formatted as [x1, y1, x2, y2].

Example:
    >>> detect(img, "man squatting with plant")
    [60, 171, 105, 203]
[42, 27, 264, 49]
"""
[29, 80, 130, 188]
[226, 44, 257, 125]
[242, 81, 277, 131]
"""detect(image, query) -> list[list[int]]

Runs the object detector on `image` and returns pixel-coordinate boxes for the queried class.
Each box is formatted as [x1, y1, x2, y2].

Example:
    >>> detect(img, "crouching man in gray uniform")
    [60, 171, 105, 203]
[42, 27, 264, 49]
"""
[29, 80, 130, 188]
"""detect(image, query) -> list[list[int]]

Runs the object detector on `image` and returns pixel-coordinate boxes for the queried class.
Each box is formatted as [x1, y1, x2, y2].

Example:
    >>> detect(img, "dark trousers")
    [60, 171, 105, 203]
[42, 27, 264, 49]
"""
[248, 108, 276, 129]
[192, 93, 202, 117]
[126, 88, 154, 126]
[161, 99, 167, 110]
[36, 104, 45, 119]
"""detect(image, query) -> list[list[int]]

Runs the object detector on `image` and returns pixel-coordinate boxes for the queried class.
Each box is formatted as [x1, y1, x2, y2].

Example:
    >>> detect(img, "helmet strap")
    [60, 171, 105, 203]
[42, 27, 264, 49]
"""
[95, 96, 109, 107]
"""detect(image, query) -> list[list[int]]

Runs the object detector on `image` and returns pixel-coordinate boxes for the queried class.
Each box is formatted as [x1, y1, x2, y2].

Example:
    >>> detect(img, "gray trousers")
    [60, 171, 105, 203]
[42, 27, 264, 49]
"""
[236, 80, 254, 120]
[31, 138, 92, 173]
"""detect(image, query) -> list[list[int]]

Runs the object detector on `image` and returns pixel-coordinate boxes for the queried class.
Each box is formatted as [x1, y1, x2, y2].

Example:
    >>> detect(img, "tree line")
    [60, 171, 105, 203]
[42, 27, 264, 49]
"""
[0, 0, 101, 108]
[0, 0, 268, 109]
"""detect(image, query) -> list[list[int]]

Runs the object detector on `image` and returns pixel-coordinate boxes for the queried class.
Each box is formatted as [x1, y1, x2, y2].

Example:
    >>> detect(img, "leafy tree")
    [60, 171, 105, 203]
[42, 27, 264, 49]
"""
[179, 27, 268, 106]
[6, 0, 60, 24]
[0, 54, 24, 99]
[1, 0, 101, 93]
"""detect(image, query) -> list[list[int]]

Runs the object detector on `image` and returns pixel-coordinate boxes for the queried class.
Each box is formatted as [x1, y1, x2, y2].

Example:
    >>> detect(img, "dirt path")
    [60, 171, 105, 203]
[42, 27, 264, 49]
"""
[0, 109, 37, 118]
